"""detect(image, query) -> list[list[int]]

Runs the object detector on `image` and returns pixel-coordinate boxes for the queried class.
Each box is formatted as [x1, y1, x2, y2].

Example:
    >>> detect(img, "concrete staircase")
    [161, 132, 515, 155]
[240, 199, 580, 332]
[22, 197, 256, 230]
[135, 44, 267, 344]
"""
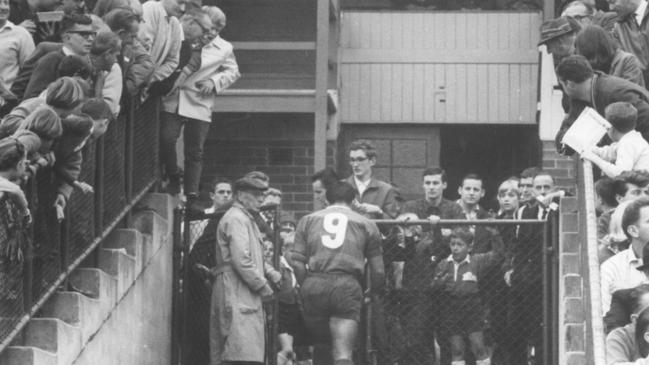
[0, 200, 170, 365]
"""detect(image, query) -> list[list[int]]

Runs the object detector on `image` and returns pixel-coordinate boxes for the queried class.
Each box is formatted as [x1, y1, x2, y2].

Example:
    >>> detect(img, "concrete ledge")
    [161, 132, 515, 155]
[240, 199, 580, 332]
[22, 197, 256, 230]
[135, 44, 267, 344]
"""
[23, 319, 81, 365]
[103, 229, 144, 277]
[39, 292, 104, 346]
[69, 268, 117, 310]
[135, 193, 174, 229]
[0, 346, 57, 365]
[98, 248, 136, 300]
[132, 210, 168, 266]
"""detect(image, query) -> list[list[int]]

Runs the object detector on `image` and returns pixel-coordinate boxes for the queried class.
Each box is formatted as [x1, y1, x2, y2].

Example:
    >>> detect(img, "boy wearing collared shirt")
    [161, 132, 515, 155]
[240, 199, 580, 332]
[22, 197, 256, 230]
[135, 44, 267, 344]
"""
[432, 227, 504, 365]
[583, 102, 649, 178]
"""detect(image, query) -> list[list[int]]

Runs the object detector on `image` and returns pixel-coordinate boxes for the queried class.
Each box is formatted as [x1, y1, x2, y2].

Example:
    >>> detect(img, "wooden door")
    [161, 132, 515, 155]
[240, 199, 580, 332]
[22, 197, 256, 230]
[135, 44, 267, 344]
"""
[338, 125, 440, 201]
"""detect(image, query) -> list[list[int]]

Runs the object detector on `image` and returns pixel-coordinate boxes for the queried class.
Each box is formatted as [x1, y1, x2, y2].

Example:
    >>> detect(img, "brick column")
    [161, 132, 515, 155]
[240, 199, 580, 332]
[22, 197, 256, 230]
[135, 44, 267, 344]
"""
[542, 141, 576, 192]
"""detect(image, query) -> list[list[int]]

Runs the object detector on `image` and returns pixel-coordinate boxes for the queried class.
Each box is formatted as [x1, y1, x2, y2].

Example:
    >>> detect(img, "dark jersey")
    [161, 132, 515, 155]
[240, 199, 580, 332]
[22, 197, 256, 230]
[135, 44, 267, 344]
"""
[291, 205, 383, 280]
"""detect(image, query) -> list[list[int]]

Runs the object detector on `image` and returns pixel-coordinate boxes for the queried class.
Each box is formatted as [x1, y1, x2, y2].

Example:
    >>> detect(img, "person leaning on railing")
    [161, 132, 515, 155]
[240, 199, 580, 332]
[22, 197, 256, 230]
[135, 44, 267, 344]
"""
[0, 138, 32, 306]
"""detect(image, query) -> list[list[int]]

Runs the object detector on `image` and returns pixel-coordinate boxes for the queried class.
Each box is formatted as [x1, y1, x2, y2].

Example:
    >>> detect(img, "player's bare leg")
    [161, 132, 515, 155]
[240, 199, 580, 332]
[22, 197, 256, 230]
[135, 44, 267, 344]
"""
[330, 317, 358, 365]
[468, 331, 491, 365]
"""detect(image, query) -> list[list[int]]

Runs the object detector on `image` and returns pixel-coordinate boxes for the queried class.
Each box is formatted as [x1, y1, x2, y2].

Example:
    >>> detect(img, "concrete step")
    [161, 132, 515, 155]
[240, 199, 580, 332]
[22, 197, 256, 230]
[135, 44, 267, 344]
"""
[132, 210, 169, 265]
[39, 292, 103, 346]
[98, 248, 136, 300]
[22, 318, 82, 365]
[0, 346, 57, 365]
[103, 229, 144, 278]
[69, 268, 118, 310]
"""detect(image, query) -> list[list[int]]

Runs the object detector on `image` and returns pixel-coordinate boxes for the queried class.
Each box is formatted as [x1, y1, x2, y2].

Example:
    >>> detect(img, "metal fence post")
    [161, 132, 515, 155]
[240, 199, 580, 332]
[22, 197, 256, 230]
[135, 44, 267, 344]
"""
[124, 101, 134, 225]
[171, 208, 183, 365]
[22, 178, 36, 312]
[542, 219, 549, 365]
[93, 137, 105, 266]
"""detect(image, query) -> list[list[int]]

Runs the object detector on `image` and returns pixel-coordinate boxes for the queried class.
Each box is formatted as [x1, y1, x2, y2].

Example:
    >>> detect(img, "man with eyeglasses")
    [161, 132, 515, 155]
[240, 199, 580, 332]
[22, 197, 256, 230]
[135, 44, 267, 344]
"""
[345, 139, 399, 220]
[160, 7, 239, 216]
[22, 13, 94, 100]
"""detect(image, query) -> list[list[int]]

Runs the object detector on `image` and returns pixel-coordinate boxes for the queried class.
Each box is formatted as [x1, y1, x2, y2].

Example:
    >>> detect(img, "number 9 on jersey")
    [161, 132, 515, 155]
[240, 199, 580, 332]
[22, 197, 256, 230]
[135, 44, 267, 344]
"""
[321, 212, 349, 249]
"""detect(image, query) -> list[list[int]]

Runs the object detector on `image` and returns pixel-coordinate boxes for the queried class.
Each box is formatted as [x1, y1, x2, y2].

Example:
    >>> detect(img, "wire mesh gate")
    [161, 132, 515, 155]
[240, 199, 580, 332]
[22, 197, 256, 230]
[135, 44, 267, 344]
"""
[172, 208, 559, 365]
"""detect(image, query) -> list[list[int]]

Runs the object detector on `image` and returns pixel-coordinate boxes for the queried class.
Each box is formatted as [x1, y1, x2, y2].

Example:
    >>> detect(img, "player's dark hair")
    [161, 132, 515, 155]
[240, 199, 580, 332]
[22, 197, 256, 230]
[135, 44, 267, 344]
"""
[311, 168, 340, 190]
[326, 182, 356, 205]
[422, 167, 447, 183]
[630, 284, 649, 314]
[60, 13, 93, 35]
[623, 197, 649, 240]
[211, 176, 232, 191]
[460, 173, 483, 187]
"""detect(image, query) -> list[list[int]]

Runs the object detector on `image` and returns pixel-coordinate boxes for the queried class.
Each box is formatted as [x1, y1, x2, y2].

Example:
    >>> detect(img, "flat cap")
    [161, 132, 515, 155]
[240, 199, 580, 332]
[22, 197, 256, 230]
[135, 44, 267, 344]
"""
[538, 16, 579, 46]
[234, 171, 270, 192]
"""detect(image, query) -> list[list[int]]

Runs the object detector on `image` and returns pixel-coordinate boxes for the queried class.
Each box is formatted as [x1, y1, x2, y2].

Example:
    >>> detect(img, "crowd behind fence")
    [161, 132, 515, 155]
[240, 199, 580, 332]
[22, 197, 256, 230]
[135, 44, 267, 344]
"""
[0, 97, 160, 354]
[176, 210, 559, 365]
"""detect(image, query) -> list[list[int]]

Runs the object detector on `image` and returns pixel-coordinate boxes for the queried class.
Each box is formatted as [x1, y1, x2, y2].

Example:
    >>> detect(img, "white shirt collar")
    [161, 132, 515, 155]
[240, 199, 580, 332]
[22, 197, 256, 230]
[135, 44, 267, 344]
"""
[624, 247, 642, 264]
[636, 0, 648, 25]
[447, 255, 471, 264]
[0, 21, 15, 32]
[354, 176, 370, 196]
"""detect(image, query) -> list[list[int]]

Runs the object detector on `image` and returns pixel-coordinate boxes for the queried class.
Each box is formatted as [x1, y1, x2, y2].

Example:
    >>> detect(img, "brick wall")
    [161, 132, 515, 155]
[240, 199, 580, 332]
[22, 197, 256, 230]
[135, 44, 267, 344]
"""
[542, 140, 577, 192]
[559, 196, 589, 365]
[203, 139, 336, 218]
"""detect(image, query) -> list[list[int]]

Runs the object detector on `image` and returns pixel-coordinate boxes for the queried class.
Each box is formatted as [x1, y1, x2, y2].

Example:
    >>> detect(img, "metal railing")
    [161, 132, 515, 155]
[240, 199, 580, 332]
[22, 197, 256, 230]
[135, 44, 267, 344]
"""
[174, 210, 560, 365]
[0, 97, 161, 354]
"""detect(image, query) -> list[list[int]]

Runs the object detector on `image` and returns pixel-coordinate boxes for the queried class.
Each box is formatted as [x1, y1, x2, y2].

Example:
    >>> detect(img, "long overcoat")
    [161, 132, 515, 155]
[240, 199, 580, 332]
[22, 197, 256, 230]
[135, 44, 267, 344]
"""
[210, 202, 268, 364]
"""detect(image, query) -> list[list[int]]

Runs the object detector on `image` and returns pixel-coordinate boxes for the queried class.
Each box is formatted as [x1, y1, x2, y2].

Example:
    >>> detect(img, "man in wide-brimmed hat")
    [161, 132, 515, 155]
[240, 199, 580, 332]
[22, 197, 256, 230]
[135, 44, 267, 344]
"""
[538, 16, 581, 65]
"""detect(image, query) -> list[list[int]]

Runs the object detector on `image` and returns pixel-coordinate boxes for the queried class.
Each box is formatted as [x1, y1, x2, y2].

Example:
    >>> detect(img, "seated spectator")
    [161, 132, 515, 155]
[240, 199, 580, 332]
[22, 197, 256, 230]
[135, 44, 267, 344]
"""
[103, 8, 154, 96]
[601, 200, 633, 264]
[583, 102, 649, 177]
[23, 13, 94, 100]
[431, 226, 504, 365]
[606, 242, 649, 333]
[0, 138, 31, 300]
[89, 30, 122, 115]
[607, 284, 649, 364]
[0, 77, 85, 135]
[555, 55, 649, 152]
[0, 0, 35, 114]
[601, 197, 649, 314]
[575, 25, 645, 87]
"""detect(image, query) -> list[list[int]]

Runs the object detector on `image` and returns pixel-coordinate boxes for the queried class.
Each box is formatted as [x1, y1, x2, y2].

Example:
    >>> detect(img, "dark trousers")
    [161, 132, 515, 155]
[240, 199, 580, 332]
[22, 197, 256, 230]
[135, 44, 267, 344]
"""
[507, 280, 543, 365]
[159, 111, 210, 195]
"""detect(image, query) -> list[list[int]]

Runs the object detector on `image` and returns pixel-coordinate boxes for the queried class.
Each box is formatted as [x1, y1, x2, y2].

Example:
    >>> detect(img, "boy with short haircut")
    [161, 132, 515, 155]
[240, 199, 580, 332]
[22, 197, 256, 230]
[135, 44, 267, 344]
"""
[432, 226, 504, 365]
[583, 102, 649, 178]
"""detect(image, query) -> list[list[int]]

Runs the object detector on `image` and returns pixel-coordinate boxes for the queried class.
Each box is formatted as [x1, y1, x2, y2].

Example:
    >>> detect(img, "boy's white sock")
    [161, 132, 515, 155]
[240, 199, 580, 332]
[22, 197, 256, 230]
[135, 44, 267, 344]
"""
[451, 361, 466, 365]
[476, 358, 491, 365]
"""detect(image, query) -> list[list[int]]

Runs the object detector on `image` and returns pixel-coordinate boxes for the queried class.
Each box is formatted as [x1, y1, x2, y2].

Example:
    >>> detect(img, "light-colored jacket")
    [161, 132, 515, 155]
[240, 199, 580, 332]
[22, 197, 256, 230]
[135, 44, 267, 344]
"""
[210, 202, 269, 364]
[138, 1, 182, 82]
[162, 35, 239, 122]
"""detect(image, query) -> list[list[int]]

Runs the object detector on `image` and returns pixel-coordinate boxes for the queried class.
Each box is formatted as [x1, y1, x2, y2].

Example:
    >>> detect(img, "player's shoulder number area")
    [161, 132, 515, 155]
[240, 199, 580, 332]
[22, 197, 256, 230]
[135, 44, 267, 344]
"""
[320, 212, 349, 249]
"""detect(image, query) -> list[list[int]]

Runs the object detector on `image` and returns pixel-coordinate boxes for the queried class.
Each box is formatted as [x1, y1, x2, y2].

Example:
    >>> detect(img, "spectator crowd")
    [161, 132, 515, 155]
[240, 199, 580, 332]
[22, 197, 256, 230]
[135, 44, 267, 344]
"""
[7, 0, 649, 364]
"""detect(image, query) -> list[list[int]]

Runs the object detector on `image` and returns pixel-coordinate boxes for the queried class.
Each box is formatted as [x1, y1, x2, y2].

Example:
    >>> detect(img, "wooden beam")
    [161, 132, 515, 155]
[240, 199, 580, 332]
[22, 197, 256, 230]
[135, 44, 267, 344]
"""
[314, 0, 329, 173]
[212, 90, 316, 112]
[341, 49, 539, 64]
[329, 0, 339, 21]
[544, 0, 555, 20]
[232, 41, 316, 51]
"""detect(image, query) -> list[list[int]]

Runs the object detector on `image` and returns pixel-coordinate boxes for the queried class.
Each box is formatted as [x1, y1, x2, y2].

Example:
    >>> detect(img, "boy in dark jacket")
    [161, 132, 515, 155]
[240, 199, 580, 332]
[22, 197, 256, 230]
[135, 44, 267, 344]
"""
[432, 226, 504, 365]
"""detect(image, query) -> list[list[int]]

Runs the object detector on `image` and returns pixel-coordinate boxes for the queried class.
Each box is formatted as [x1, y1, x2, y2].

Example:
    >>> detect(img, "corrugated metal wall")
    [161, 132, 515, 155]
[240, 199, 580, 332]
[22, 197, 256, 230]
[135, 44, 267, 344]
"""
[340, 11, 542, 124]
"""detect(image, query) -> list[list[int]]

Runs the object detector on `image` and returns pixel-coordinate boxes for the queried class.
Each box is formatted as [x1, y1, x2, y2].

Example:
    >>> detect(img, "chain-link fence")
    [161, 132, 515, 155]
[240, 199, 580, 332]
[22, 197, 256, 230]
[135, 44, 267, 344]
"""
[174, 211, 558, 365]
[0, 97, 161, 354]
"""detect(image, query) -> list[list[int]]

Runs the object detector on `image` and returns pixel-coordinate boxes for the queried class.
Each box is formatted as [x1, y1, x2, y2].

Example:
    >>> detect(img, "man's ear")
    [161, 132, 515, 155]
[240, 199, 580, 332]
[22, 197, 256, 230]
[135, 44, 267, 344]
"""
[644, 331, 649, 345]
[628, 224, 640, 239]
[368, 157, 376, 167]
